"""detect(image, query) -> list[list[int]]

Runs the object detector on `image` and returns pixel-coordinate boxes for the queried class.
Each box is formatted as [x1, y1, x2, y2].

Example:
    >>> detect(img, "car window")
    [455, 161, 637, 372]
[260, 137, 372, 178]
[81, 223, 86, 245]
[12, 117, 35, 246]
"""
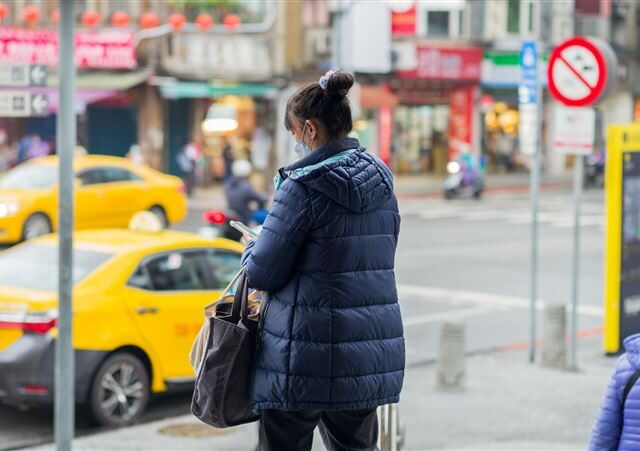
[0, 244, 112, 291]
[204, 250, 242, 289]
[77, 169, 106, 186]
[102, 167, 142, 183]
[128, 266, 151, 290]
[146, 251, 208, 291]
[0, 165, 58, 189]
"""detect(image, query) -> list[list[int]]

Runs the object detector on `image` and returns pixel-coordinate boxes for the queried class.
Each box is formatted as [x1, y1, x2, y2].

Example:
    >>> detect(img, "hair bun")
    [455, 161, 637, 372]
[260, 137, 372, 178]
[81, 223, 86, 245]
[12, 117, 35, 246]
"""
[325, 71, 355, 100]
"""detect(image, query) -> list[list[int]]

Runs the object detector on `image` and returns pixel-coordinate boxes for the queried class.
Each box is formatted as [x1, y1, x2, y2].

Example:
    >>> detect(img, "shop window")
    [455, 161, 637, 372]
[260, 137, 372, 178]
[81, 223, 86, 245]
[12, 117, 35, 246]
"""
[426, 11, 450, 37]
[507, 0, 520, 34]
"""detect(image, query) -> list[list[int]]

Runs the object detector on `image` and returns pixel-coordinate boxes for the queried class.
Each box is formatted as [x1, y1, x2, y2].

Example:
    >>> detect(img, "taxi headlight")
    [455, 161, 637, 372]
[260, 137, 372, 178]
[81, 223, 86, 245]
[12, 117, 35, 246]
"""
[0, 202, 19, 218]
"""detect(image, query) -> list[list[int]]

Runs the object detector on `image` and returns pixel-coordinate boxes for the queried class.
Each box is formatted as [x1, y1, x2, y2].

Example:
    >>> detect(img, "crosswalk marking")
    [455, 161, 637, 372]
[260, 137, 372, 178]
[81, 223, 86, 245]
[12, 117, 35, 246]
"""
[403, 198, 605, 231]
[397, 284, 603, 327]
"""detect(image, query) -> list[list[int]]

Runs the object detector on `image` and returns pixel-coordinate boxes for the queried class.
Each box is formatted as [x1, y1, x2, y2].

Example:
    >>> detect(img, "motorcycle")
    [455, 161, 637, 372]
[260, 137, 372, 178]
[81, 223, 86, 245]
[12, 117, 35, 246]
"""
[198, 209, 267, 242]
[443, 161, 484, 200]
[585, 149, 605, 189]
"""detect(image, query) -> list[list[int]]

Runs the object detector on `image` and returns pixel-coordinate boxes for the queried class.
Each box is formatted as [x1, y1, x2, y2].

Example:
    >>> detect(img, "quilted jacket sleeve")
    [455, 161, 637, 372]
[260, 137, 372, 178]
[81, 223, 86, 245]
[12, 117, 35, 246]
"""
[242, 179, 312, 292]
[589, 357, 625, 451]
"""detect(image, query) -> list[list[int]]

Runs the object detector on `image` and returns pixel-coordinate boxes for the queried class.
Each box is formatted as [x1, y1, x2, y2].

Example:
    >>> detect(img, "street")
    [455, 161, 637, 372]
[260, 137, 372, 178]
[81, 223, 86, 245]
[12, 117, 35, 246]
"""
[0, 188, 609, 450]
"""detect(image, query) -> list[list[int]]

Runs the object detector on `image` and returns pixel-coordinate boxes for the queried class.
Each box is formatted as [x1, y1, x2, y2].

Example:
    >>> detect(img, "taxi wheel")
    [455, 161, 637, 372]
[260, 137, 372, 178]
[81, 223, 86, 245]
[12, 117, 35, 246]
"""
[22, 214, 52, 241]
[149, 206, 168, 228]
[88, 352, 150, 427]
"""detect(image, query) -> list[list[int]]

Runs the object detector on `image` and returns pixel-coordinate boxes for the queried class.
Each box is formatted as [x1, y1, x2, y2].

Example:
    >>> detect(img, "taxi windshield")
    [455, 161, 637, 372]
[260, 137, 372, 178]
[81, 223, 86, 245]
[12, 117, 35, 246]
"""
[0, 244, 112, 291]
[0, 165, 58, 189]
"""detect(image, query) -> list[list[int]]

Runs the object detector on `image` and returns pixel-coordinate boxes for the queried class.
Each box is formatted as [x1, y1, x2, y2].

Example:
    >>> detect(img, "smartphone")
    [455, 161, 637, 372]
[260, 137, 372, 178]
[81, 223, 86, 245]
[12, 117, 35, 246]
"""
[230, 221, 260, 240]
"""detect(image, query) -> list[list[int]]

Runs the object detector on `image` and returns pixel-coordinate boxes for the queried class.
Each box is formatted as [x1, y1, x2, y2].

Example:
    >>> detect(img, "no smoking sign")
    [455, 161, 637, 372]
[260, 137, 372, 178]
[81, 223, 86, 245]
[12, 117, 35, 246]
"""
[548, 36, 616, 107]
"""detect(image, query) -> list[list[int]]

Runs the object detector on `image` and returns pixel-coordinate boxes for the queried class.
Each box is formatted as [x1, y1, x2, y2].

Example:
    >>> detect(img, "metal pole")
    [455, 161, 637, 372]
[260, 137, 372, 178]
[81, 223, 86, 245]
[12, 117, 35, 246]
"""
[530, 147, 540, 364]
[570, 156, 584, 370]
[529, 0, 545, 364]
[55, 2, 75, 450]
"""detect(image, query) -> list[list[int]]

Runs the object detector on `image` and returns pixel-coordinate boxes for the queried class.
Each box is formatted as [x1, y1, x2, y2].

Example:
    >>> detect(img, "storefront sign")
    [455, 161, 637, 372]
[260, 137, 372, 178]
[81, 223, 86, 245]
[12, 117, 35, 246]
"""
[0, 64, 47, 87]
[391, 5, 416, 36]
[395, 45, 483, 81]
[448, 85, 476, 160]
[552, 105, 595, 155]
[165, 34, 272, 80]
[0, 28, 136, 70]
[0, 91, 49, 117]
[379, 107, 392, 167]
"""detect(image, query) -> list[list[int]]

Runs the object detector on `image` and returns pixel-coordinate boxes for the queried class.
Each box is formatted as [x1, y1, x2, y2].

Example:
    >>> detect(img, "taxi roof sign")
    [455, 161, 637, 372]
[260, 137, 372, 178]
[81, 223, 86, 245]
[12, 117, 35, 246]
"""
[129, 211, 163, 234]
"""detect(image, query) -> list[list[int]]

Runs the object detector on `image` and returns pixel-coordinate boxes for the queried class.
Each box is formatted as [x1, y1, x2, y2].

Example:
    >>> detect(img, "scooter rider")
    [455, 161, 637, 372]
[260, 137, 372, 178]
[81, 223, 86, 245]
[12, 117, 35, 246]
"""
[224, 160, 267, 224]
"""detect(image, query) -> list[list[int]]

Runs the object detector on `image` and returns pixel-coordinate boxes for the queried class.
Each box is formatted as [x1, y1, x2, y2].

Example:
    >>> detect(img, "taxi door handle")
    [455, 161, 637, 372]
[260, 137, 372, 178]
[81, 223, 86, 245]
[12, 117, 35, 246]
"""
[136, 307, 159, 315]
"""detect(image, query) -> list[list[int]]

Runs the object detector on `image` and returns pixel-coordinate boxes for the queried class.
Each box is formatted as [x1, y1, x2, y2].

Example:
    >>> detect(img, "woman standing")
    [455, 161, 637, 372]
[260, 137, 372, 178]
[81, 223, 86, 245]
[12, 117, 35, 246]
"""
[242, 71, 405, 451]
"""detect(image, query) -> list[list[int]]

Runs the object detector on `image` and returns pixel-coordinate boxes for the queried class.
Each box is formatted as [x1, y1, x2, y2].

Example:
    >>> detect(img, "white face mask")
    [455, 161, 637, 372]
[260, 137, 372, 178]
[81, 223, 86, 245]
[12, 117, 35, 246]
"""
[294, 123, 313, 160]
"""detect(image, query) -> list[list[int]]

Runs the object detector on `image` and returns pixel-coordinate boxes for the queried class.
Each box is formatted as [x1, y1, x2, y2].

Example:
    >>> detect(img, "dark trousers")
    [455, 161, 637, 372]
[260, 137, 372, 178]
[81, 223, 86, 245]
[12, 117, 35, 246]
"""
[258, 409, 378, 451]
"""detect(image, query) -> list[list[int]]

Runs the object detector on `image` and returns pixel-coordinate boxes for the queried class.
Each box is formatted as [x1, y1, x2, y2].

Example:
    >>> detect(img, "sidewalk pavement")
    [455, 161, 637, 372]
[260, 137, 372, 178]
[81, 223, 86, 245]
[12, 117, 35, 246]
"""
[27, 334, 615, 451]
[188, 172, 574, 211]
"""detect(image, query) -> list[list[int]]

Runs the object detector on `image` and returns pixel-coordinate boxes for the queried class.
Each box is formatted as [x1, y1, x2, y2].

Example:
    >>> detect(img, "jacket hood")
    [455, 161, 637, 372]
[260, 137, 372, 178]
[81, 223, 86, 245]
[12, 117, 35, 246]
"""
[287, 146, 394, 213]
[624, 333, 640, 369]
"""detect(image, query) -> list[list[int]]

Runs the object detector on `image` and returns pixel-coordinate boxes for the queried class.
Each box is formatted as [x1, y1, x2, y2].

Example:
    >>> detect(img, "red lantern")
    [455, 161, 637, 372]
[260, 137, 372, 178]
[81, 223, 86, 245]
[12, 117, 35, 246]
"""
[23, 5, 41, 25]
[82, 10, 101, 28]
[111, 11, 130, 27]
[140, 12, 160, 29]
[0, 3, 10, 21]
[168, 13, 186, 31]
[51, 9, 59, 23]
[195, 13, 213, 31]
[223, 14, 241, 30]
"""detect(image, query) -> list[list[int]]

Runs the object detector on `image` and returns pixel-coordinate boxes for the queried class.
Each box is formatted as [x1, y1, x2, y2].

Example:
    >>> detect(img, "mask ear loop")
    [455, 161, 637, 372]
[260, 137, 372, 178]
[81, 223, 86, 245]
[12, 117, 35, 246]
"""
[302, 121, 314, 151]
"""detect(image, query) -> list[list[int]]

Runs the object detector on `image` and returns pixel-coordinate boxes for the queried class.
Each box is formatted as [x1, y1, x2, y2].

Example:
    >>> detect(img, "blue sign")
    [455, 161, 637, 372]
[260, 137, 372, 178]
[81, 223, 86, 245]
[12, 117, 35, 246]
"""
[519, 41, 538, 105]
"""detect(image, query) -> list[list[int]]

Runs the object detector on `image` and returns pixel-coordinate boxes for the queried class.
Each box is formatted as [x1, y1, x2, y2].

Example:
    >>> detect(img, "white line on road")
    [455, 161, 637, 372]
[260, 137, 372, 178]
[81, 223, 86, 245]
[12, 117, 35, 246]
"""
[403, 305, 510, 326]
[397, 284, 602, 327]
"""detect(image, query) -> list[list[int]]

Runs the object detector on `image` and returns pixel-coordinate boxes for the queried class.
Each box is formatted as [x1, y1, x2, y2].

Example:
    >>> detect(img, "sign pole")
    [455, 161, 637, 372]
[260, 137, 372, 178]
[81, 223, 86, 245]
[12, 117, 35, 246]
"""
[570, 156, 584, 370]
[519, 38, 540, 364]
[530, 129, 541, 364]
[55, 2, 75, 451]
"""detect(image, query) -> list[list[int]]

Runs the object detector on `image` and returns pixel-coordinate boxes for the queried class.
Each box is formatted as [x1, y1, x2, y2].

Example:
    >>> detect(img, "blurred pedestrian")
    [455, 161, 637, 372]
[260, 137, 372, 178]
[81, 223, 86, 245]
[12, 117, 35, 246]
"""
[222, 138, 234, 180]
[177, 142, 198, 196]
[589, 333, 640, 450]
[241, 70, 404, 451]
[223, 160, 266, 224]
[17, 134, 33, 164]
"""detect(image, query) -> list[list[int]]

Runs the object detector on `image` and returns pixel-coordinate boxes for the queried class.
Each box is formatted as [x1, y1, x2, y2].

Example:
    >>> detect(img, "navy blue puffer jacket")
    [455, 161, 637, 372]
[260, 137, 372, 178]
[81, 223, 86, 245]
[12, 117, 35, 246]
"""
[590, 334, 640, 450]
[242, 138, 404, 411]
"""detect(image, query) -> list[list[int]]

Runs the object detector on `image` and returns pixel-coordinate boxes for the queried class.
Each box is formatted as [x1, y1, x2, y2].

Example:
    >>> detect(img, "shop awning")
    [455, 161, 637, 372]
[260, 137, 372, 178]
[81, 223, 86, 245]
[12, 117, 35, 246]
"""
[361, 85, 398, 109]
[47, 69, 151, 91]
[157, 80, 278, 99]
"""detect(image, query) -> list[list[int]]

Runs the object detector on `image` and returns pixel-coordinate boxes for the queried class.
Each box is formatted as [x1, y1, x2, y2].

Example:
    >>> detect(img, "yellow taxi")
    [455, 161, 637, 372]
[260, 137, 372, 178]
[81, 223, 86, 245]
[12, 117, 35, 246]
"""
[0, 155, 188, 243]
[0, 224, 244, 426]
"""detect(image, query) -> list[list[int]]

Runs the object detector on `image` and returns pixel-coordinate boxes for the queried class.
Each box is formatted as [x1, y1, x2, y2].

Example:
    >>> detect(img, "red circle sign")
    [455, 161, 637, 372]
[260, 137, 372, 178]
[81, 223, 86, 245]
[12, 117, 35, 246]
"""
[548, 37, 608, 107]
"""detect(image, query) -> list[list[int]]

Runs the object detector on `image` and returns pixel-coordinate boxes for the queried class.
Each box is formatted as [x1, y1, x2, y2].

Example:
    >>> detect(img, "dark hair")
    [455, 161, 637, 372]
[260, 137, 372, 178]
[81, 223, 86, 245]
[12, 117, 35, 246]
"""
[284, 71, 355, 139]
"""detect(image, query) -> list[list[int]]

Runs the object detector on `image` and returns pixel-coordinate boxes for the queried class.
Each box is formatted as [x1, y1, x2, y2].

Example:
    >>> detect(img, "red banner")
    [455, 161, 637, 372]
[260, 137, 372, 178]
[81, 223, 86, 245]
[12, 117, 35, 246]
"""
[0, 27, 137, 70]
[448, 86, 476, 161]
[391, 5, 416, 36]
[396, 45, 483, 81]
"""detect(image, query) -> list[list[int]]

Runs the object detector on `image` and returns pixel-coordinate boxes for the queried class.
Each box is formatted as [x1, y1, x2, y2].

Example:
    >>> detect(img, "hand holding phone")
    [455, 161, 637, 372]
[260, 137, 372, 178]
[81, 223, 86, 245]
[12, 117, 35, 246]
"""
[230, 221, 260, 240]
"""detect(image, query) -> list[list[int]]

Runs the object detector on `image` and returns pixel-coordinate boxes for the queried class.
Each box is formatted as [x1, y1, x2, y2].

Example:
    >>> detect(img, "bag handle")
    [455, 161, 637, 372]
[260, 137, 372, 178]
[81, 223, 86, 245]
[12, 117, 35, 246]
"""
[230, 270, 251, 324]
[203, 268, 245, 317]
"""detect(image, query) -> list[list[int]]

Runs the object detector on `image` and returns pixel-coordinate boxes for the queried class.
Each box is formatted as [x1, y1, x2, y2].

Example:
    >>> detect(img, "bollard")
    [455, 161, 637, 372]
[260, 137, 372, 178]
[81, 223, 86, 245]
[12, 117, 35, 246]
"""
[436, 322, 465, 390]
[378, 404, 401, 451]
[541, 304, 568, 369]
